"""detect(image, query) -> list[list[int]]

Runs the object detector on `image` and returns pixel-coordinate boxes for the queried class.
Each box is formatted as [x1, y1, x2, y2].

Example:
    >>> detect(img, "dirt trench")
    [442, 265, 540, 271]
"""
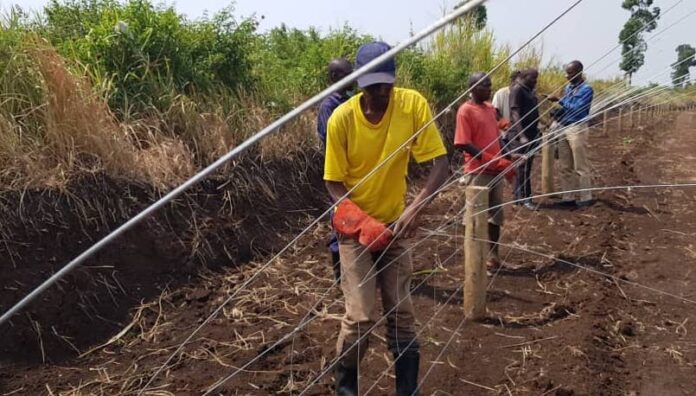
[0, 152, 326, 366]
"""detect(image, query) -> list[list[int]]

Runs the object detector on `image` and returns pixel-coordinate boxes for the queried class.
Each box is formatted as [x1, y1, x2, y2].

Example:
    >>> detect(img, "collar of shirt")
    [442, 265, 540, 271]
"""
[518, 82, 538, 95]
[333, 91, 350, 101]
[566, 81, 587, 94]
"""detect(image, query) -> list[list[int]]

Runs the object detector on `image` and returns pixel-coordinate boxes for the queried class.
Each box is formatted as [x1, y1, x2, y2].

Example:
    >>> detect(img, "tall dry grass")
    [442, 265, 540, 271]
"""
[0, 40, 203, 189]
[0, 41, 322, 191]
[35, 45, 138, 177]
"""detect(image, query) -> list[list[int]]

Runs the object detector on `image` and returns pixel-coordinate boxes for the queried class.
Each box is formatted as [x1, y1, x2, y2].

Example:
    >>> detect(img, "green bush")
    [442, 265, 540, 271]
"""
[251, 24, 372, 110]
[397, 18, 509, 109]
[43, 0, 257, 115]
[0, 8, 46, 137]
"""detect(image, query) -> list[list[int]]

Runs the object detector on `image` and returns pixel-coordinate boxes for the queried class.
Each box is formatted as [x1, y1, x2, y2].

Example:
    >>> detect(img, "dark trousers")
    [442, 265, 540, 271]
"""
[514, 150, 535, 202]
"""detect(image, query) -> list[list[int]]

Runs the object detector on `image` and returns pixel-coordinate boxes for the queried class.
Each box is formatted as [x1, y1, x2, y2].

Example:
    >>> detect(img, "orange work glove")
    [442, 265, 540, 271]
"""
[479, 151, 500, 172]
[480, 152, 516, 182]
[333, 199, 393, 252]
[495, 158, 516, 183]
[497, 118, 511, 130]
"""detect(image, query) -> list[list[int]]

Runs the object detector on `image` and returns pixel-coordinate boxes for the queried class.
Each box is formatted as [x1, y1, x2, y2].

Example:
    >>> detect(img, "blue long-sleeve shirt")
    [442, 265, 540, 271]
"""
[317, 91, 349, 254]
[559, 81, 594, 126]
[317, 92, 350, 145]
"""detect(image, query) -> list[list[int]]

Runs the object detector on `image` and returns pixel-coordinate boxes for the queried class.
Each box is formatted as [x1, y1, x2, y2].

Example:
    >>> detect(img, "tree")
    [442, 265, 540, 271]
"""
[619, 0, 660, 85]
[455, 0, 487, 30]
[671, 44, 696, 88]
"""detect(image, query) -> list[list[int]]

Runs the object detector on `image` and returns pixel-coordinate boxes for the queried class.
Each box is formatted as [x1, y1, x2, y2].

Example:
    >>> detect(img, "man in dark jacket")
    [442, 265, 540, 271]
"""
[509, 68, 540, 209]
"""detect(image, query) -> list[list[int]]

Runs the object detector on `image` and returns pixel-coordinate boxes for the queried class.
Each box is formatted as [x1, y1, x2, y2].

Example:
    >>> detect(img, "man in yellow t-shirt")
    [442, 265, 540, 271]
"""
[324, 41, 448, 396]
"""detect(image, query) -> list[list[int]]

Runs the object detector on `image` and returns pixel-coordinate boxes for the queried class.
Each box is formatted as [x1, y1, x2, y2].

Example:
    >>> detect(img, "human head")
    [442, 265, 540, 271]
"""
[355, 41, 396, 110]
[328, 58, 353, 85]
[355, 41, 396, 89]
[328, 58, 353, 95]
[510, 70, 521, 85]
[469, 72, 492, 103]
[520, 68, 539, 90]
[565, 60, 584, 84]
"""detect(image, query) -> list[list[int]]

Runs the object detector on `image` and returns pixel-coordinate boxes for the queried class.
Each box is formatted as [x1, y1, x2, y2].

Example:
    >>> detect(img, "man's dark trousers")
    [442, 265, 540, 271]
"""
[514, 147, 535, 203]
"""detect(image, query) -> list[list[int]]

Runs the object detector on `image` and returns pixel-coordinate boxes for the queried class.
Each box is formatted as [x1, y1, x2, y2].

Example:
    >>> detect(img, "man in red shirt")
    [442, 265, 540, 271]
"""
[455, 72, 521, 270]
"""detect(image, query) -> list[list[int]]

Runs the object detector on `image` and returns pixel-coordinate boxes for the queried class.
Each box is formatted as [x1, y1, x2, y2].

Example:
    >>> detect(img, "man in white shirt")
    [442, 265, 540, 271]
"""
[492, 70, 520, 155]
[492, 70, 520, 121]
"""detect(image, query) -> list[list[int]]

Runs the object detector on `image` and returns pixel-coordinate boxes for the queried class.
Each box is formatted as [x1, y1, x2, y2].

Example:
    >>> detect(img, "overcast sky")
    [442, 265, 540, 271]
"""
[3, 0, 694, 84]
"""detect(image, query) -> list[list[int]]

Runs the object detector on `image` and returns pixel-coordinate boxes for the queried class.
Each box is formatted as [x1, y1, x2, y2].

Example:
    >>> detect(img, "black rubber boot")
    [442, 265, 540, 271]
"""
[331, 250, 342, 284]
[335, 339, 366, 396]
[334, 361, 358, 396]
[394, 351, 420, 396]
[488, 224, 501, 261]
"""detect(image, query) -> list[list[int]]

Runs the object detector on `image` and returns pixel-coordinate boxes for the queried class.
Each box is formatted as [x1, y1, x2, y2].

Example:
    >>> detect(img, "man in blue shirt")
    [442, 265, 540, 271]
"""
[317, 58, 353, 145]
[549, 60, 595, 207]
[317, 58, 353, 283]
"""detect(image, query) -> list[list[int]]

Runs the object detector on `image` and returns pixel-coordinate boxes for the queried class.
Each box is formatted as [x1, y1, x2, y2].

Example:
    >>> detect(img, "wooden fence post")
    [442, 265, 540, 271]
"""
[618, 107, 623, 133]
[464, 186, 488, 321]
[603, 111, 608, 135]
[541, 130, 554, 195]
[629, 105, 634, 129]
[637, 106, 642, 126]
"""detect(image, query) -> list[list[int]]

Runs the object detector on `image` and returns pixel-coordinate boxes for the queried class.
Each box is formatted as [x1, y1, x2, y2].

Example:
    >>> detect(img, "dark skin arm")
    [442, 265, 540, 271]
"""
[457, 143, 525, 163]
[460, 143, 484, 160]
[509, 107, 529, 144]
[394, 154, 449, 237]
[325, 180, 349, 204]
[325, 155, 449, 238]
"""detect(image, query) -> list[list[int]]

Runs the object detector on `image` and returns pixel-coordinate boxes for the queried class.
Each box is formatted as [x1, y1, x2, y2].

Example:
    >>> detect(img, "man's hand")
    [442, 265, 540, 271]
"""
[509, 153, 528, 162]
[495, 158, 517, 183]
[497, 118, 511, 130]
[333, 199, 393, 251]
[393, 204, 421, 238]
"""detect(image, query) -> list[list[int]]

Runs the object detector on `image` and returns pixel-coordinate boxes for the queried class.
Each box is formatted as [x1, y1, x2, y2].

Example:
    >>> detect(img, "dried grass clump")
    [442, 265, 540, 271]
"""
[0, 113, 40, 188]
[0, 42, 202, 190]
[136, 135, 196, 189]
[163, 95, 239, 164]
[32, 46, 140, 180]
[259, 112, 318, 161]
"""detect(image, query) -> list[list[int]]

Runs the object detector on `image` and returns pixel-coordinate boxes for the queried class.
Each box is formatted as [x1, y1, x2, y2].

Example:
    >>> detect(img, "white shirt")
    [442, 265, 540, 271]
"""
[492, 86, 511, 120]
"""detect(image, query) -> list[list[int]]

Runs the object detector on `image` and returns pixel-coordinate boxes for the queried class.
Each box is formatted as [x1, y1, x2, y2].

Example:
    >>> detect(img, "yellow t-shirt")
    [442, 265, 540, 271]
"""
[324, 87, 447, 223]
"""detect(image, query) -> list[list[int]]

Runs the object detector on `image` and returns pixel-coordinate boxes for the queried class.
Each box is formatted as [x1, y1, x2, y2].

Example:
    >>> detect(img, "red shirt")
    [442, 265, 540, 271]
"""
[454, 101, 502, 174]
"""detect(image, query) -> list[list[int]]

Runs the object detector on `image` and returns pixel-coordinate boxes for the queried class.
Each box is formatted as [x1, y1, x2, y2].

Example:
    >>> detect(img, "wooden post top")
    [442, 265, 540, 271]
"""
[465, 186, 490, 193]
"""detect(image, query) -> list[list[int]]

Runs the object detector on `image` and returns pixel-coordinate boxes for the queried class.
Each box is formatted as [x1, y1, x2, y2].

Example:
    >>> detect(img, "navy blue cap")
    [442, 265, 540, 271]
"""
[355, 41, 396, 88]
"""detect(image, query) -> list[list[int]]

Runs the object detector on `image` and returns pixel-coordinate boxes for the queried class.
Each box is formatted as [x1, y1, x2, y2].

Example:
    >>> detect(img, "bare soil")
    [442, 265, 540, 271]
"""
[1, 112, 695, 395]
